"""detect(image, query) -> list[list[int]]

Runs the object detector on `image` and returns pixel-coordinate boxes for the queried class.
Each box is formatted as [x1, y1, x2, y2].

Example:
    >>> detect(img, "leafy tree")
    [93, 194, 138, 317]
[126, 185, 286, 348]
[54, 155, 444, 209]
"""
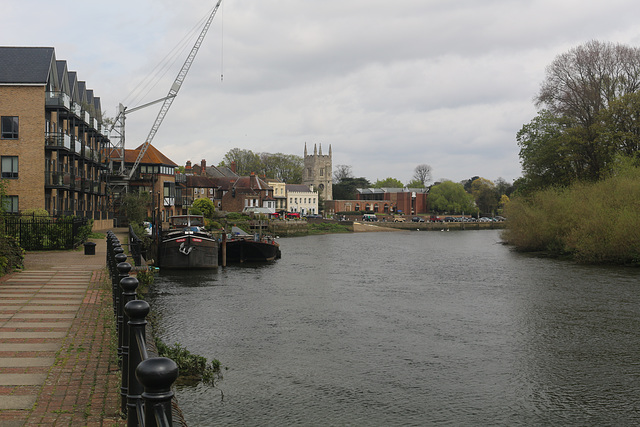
[333, 164, 353, 183]
[190, 198, 215, 219]
[333, 177, 370, 200]
[462, 176, 480, 193]
[429, 181, 475, 214]
[120, 191, 151, 224]
[259, 152, 303, 183]
[470, 178, 498, 215]
[519, 40, 640, 187]
[412, 164, 432, 187]
[220, 148, 262, 176]
[406, 179, 425, 188]
[220, 149, 302, 182]
[372, 177, 404, 188]
[597, 92, 640, 162]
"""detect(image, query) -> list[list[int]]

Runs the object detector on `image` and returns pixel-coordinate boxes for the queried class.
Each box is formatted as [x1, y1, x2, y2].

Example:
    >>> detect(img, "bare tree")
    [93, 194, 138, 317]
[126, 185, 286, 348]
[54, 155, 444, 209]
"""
[412, 164, 433, 186]
[333, 164, 353, 183]
[536, 40, 640, 127]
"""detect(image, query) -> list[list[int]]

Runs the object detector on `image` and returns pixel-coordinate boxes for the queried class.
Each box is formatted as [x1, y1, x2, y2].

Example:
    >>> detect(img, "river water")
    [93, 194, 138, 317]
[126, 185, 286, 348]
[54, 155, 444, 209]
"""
[148, 229, 640, 426]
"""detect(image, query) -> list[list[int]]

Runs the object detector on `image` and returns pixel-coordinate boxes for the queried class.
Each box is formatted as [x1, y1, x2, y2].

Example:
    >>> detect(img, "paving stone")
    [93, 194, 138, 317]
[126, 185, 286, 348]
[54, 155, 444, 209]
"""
[0, 394, 37, 410]
[0, 357, 55, 367]
[0, 373, 47, 385]
[0, 343, 61, 352]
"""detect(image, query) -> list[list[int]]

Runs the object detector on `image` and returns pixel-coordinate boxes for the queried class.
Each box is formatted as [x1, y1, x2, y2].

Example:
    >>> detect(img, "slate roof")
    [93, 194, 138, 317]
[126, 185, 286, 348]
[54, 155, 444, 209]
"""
[0, 47, 55, 84]
[186, 175, 218, 188]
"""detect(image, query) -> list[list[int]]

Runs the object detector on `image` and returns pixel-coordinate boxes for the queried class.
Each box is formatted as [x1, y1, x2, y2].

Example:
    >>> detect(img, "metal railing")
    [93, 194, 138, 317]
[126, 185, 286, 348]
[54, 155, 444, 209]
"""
[106, 231, 177, 427]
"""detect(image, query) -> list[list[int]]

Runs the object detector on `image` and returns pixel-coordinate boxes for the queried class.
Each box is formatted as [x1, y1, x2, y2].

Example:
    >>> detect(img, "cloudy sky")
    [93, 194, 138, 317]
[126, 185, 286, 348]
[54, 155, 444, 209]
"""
[5, 0, 640, 184]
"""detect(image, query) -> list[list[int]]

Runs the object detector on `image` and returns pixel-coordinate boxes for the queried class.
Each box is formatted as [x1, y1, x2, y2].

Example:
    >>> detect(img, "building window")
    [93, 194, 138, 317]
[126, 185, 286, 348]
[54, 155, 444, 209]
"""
[320, 168, 324, 176]
[1, 116, 19, 139]
[3, 195, 18, 213]
[1, 156, 18, 178]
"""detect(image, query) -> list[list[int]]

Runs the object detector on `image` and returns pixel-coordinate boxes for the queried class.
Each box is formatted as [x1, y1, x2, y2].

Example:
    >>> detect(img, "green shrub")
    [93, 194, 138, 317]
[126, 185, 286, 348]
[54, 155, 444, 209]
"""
[154, 340, 222, 385]
[503, 165, 640, 264]
[0, 235, 24, 275]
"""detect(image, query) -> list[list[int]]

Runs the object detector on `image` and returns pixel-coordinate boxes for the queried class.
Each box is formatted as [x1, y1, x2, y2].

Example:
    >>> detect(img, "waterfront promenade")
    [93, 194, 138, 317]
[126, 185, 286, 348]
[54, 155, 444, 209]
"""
[0, 231, 127, 426]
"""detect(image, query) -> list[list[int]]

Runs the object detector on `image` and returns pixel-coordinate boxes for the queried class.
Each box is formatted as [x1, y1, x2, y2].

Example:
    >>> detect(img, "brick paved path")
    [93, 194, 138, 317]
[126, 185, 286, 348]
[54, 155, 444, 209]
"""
[0, 234, 126, 426]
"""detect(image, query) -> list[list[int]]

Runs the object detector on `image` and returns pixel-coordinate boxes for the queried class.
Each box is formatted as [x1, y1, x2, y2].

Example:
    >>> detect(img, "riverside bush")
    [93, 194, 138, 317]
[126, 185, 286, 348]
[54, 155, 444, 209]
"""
[503, 165, 640, 264]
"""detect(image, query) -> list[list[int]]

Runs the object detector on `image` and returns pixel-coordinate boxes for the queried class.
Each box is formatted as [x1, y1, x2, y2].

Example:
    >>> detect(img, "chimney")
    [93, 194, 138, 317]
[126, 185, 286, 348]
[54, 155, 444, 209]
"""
[201, 159, 206, 175]
[230, 161, 237, 173]
[185, 160, 192, 174]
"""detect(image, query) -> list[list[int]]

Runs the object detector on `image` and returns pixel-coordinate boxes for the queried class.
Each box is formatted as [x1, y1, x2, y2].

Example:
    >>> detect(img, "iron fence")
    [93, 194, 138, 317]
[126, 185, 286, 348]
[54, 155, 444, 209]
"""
[2, 215, 88, 250]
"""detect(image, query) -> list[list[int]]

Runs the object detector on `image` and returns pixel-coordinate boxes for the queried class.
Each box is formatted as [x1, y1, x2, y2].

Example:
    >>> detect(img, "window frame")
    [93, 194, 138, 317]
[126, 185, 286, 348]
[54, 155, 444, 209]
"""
[1, 116, 19, 140]
[1, 156, 18, 179]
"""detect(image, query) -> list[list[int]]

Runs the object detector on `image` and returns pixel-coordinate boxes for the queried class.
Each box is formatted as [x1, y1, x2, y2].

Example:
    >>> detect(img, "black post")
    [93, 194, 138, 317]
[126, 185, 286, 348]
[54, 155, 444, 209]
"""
[119, 275, 139, 415]
[125, 299, 150, 427]
[137, 357, 179, 427]
[116, 260, 131, 365]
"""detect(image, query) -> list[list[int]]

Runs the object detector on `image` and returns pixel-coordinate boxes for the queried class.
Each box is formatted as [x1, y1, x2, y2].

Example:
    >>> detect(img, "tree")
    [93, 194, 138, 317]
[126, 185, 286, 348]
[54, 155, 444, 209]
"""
[412, 164, 432, 187]
[372, 177, 404, 188]
[120, 191, 151, 224]
[190, 198, 215, 219]
[259, 152, 303, 183]
[333, 164, 353, 183]
[597, 91, 640, 160]
[405, 179, 425, 188]
[428, 181, 475, 214]
[332, 177, 370, 200]
[522, 41, 640, 185]
[470, 178, 498, 215]
[537, 40, 640, 128]
[220, 148, 262, 176]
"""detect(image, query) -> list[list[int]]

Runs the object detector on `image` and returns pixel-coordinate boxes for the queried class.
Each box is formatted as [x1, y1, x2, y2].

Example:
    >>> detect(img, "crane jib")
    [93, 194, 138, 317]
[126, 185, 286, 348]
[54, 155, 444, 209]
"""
[126, 0, 223, 180]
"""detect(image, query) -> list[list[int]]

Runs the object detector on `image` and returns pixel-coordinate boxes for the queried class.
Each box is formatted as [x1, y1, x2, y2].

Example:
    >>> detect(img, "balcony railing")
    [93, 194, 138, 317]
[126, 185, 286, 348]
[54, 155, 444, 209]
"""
[45, 91, 71, 109]
[45, 132, 72, 150]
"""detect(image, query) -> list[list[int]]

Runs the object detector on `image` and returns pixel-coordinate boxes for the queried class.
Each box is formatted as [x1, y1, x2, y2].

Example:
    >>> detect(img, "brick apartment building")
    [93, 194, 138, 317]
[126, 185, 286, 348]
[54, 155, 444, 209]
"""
[0, 47, 111, 228]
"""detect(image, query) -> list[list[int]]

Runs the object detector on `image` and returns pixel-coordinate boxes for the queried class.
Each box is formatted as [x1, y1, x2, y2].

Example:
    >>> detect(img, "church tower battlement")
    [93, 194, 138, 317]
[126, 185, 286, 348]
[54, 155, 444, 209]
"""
[303, 143, 333, 201]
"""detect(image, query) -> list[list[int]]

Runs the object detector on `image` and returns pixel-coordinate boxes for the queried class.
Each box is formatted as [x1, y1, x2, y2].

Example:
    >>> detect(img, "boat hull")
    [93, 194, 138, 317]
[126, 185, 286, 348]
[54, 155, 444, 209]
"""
[159, 234, 219, 269]
[223, 239, 281, 263]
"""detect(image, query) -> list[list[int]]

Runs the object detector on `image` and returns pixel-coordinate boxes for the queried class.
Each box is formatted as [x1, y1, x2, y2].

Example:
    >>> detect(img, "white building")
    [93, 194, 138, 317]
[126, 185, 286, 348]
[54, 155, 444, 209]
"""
[286, 184, 318, 215]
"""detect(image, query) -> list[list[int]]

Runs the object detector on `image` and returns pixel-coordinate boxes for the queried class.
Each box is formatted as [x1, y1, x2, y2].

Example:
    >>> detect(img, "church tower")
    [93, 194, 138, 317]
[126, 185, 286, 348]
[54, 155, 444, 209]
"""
[303, 143, 333, 201]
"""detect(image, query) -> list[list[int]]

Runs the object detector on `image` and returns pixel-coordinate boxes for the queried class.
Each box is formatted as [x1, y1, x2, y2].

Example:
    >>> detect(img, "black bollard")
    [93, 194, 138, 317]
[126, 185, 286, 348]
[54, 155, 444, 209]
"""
[125, 299, 150, 427]
[137, 357, 179, 427]
[116, 260, 131, 365]
[119, 276, 139, 416]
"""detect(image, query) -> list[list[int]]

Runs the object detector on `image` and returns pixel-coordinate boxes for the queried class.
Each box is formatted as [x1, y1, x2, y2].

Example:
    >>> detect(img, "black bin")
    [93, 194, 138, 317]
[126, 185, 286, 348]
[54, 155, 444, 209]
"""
[83, 241, 96, 255]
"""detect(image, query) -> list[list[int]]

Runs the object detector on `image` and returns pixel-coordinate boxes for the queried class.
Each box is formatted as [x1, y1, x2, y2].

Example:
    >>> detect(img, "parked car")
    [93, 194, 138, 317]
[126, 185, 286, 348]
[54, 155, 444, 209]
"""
[362, 214, 378, 222]
[411, 216, 425, 222]
[444, 217, 456, 222]
[393, 216, 406, 222]
[430, 215, 443, 222]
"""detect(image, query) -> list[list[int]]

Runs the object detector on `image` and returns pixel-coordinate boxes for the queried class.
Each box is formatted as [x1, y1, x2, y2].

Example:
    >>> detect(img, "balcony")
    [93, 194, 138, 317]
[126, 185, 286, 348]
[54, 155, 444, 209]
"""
[45, 91, 71, 109]
[45, 132, 72, 150]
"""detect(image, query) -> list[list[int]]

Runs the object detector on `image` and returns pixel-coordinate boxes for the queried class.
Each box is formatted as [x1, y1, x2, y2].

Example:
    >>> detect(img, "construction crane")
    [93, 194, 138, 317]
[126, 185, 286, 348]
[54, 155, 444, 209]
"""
[107, 0, 223, 180]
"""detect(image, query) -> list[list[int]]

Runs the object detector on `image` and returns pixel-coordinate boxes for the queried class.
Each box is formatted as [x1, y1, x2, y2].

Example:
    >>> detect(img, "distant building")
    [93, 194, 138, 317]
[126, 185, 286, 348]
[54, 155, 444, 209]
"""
[265, 178, 287, 212]
[324, 187, 428, 216]
[303, 143, 332, 201]
[286, 184, 318, 215]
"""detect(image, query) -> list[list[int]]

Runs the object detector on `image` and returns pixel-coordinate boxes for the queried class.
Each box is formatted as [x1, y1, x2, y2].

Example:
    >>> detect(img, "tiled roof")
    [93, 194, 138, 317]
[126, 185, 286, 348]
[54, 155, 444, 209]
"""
[122, 144, 178, 166]
[0, 46, 55, 84]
